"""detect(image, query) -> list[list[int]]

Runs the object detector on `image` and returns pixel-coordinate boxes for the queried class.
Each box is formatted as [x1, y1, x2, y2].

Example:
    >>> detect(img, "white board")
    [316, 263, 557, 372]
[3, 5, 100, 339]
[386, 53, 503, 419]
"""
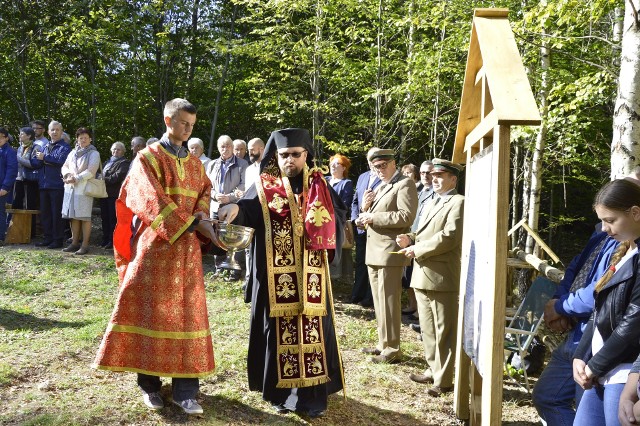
[461, 145, 494, 376]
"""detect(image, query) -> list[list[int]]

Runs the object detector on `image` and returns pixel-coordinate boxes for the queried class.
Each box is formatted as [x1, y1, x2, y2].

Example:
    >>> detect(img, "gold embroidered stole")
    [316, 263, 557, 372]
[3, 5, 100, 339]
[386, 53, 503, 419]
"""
[256, 168, 330, 388]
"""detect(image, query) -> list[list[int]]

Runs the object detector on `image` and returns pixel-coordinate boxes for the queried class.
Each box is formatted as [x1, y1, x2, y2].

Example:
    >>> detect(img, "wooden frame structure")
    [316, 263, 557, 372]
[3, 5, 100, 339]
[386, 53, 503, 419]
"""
[452, 9, 541, 425]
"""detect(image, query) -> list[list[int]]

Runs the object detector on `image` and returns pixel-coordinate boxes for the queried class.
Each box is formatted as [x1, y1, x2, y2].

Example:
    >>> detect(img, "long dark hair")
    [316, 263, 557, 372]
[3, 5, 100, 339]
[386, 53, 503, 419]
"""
[593, 179, 640, 212]
[593, 179, 640, 292]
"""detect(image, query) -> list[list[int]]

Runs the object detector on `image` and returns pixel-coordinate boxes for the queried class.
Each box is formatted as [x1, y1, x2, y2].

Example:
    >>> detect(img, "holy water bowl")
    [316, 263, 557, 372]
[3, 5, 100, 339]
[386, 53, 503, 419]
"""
[213, 223, 255, 270]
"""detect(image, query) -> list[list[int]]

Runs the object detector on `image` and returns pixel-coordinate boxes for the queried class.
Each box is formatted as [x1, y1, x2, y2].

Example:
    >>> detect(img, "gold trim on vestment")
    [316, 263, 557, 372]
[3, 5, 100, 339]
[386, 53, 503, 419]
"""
[257, 165, 331, 388]
[92, 364, 214, 378]
[275, 315, 329, 388]
[151, 203, 178, 230]
[142, 150, 162, 180]
[108, 323, 210, 339]
[165, 186, 199, 198]
[157, 144, 186, 180]
[170, 217, 194, 245]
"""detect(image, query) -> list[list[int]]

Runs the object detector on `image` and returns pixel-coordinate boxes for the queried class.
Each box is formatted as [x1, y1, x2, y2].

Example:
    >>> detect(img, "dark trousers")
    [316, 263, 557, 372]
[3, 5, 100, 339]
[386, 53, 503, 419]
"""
[99, 196, 117, 245]
[350, 231, 372, 303]
[137, 373, 199, 401]
[39, 188, 64, 244]
[13, 180, 39, 237]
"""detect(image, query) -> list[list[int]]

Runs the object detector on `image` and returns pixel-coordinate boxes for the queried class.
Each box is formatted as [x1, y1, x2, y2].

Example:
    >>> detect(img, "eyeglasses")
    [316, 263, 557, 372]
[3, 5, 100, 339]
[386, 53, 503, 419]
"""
[278, 150, 307, 159]
[372, 161, 390, 170]
[33, 127, 44, 130]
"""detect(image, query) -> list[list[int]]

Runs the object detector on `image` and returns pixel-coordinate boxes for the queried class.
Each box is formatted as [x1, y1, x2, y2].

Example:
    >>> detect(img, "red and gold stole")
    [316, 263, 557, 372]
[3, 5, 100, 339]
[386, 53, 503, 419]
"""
[256, 165, 337, 388]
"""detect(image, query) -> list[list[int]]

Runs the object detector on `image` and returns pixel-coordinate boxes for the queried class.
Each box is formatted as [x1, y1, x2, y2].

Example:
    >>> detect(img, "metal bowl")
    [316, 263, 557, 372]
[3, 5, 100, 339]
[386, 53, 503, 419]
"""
[212, 223, 255, 271]
[215, 223, 255, 251]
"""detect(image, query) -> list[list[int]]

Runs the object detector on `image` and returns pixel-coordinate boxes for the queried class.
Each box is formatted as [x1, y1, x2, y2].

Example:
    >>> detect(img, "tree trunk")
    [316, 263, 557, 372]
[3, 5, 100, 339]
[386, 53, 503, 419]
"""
[398, 0, 415, 164]
[186, 0, 200, 98]
[374, 0, 383, 145]
[611, 1, 640, 179]
[208, 5, 237, 158]
[511, 141, 521, 249]
[525, 34, 550, 256]
[312, 0, 324, 158]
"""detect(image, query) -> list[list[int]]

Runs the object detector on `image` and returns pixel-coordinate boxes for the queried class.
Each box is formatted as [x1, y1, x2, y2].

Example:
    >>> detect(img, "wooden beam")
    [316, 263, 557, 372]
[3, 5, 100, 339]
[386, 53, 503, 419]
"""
[474, 8, 509, 18]
[511, 248, 564, 283]
[474, 16, 541, 125]
[465, 110, 498, 153]
[481, 124, 510, 425]
[507, 217, 526, 236]
[520, 222, 560, 264]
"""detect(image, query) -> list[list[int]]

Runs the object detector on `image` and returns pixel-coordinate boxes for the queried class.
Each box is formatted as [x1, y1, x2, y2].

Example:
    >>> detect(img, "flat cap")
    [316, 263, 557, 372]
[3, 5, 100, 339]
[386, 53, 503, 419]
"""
[431, 158, 463, 175]
[368, 148, 394, 162]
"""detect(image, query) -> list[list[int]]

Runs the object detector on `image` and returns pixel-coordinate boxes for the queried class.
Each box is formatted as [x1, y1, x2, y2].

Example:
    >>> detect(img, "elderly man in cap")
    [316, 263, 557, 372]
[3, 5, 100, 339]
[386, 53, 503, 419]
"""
[356, 148, 418, 364]
[218, 128, 346, 418]
[396, 158, 464, 397]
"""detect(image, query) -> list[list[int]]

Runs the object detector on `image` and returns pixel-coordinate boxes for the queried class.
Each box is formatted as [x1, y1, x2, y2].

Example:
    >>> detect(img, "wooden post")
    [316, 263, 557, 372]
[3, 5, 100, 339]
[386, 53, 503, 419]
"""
[452, 8, 541, 425]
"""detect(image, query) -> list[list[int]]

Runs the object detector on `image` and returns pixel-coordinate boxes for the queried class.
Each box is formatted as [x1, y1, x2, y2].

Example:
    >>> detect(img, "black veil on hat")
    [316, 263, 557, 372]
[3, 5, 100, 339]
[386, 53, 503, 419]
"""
[260, 128, 315, 174]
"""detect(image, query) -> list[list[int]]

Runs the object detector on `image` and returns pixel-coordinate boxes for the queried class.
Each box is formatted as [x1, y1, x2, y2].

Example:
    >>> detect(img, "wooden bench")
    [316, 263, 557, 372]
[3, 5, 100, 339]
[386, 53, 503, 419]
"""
[5, 209, 39, 244]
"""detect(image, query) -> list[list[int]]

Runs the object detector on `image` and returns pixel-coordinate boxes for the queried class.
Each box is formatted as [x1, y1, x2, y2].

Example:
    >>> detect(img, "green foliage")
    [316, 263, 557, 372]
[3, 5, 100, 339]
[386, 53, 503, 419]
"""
[0, 0, 625, 254]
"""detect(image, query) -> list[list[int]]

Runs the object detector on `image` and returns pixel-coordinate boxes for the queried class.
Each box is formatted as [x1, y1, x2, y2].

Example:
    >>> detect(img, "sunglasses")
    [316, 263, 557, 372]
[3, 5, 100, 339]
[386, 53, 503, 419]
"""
[278, 150, 307, 159]
[372, 161, 390, 170]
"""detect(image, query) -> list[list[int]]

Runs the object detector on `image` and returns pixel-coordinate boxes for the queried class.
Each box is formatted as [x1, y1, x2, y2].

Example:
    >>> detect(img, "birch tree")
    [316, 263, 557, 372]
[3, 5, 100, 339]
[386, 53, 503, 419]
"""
[611, 1, 640, 178]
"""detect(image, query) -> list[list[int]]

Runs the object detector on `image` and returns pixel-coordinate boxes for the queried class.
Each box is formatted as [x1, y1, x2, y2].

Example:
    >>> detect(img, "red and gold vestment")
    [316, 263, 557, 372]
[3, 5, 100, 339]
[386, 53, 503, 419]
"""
[93, 142, 215, 378]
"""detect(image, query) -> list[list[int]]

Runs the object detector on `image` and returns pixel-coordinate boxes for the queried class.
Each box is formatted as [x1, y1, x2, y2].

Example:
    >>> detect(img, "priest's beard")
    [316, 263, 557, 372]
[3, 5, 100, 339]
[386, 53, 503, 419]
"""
[287, 173, 304, 194]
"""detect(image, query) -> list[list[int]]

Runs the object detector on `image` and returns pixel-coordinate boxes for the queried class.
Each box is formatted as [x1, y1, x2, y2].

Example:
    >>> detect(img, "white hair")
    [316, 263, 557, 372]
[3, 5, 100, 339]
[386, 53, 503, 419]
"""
[188, 138, 204, 149]
[111, 141, 126, 151]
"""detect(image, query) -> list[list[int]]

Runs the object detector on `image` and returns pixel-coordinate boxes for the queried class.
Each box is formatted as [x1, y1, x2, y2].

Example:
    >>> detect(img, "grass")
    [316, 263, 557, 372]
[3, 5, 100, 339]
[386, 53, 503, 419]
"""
[0, 243, 540, 425]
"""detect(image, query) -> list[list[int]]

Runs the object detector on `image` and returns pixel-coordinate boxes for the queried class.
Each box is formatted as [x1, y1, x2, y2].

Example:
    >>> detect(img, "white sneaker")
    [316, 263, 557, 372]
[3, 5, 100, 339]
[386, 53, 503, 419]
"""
[142, 392, 164, 410]
[173, 398, 203, 414]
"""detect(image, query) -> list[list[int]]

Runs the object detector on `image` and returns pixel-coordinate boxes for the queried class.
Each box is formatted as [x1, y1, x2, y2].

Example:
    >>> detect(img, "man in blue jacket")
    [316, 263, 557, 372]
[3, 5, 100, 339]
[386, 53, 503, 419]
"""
[349, 148, 381, 306]
[0, 127, 18, 245]
[31, 121, 71, 249]
[532, 225, 618, 425]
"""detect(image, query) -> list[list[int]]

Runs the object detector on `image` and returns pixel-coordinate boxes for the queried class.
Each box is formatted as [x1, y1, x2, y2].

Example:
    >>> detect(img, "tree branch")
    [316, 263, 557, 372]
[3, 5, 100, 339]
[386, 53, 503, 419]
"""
[629, 0, 640, 29]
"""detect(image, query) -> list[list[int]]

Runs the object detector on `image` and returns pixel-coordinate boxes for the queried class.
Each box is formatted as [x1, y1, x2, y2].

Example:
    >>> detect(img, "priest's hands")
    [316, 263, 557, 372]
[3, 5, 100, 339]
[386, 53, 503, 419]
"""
[218, 204, 239, 223]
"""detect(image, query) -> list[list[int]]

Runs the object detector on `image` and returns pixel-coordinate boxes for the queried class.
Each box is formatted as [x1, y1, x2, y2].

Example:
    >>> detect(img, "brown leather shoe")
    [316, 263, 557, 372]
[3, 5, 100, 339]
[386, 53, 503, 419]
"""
[361, 347, 381, 355]
[409, 372, 434, 384]
[427, 385, 453, 397]
[371, 354, 399, 364]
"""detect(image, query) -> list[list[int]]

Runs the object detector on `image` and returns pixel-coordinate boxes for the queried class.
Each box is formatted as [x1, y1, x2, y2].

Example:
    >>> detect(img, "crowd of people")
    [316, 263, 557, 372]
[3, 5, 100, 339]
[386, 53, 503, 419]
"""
[8, 101, 640, 425]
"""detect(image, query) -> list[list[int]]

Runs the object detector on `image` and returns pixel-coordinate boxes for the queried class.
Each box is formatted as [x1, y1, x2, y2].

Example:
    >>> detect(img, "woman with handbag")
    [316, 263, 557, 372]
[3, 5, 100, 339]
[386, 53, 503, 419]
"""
[99, 142, 130, 249]
[60, 127, 101, 255]
[13, 127, 42, 237]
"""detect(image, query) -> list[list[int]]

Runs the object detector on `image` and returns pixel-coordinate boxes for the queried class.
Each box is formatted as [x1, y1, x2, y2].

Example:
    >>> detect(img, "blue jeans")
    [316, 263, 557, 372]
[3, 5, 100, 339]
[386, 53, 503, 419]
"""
[532, 336, 584, 426]
[574, 383, 624, 426]
[137, 373, 199, 401]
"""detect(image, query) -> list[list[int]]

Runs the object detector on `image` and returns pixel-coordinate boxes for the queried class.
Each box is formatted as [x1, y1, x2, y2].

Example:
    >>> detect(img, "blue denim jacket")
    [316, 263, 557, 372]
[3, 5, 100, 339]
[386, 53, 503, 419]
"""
[30, 139, 71, 190]
[0, 143, 18, 192]
[553, 228, 618, 344]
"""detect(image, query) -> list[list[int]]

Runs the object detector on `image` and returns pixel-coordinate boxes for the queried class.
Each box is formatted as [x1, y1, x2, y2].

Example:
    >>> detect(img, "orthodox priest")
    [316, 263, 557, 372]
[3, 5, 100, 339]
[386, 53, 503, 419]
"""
[93, 98, 217, 415]
[218, 128, 347, 418]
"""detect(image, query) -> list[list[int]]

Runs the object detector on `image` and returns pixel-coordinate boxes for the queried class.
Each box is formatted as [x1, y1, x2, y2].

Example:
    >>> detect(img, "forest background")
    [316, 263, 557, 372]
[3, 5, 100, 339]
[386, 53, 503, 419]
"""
[0, 0, 631, 261]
